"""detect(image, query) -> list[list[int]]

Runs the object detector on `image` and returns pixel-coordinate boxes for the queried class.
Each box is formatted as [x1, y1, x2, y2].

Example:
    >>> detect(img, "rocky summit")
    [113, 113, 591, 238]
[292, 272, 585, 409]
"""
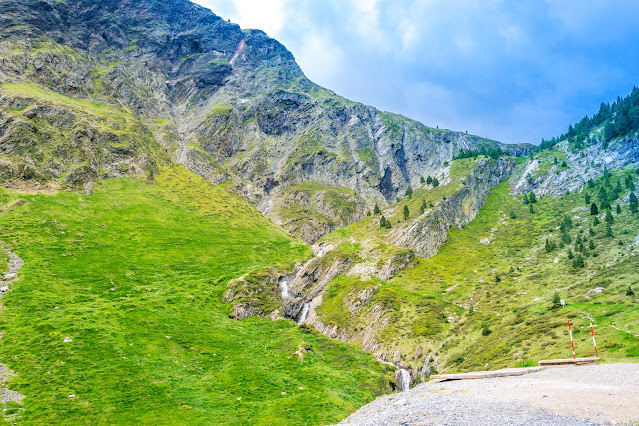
[0, 1, 638, 425]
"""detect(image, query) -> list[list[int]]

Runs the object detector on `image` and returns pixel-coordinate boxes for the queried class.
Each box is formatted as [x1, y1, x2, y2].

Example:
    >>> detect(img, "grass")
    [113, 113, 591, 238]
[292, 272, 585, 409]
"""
[0, 166, 389, 424]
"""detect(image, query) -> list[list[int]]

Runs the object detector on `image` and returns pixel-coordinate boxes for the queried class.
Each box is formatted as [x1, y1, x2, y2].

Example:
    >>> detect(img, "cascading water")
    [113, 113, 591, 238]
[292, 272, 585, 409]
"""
[297, 303, 310, 325]
[280, 279, 290, 298]
[399, 369, 410, 392]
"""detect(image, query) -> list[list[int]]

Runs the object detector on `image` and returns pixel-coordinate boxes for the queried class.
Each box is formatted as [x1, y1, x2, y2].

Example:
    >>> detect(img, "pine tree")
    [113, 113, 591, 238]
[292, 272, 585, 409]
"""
[572, 255, 585, 268]
[529, 191, 537, 203]
[630, 192, 638, 213]
[605, 223, 613, 237]
[545, 238, 553, 253]
[432, 177, 440, 187]
[562, 232, 572, 244]
[420, 176, 426, 184]
[585, 193, 591, 205]
[627, 286, 636, 296]
[605, 211, 614, 224]
[567, 248, 574, 259]
[374, 203, 381, 215]
[563, 216, 573, 230]
[426, 176, 433, 185]
[495, 274, 501, 282]
[561, 160, 568, 167]
[367, 211, 371, 217]
[589, 227, 595, 236]
[523, 193, 529, 205]
[590, 202, 598, 215]
[403, 205, 410, 220]
[593, 216, 600, 226]
[419, 205, 425, 215]
[616, 204, 622, 214]
[552, 292, 561, 308]
[380, 216, 387, 228]
[589, 240, 595, 250]
[405, 187, 413, 199]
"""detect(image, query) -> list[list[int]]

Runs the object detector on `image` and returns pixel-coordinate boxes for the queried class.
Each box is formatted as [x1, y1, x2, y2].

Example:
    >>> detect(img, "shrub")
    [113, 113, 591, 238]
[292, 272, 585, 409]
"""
[481, 323, 492, 336]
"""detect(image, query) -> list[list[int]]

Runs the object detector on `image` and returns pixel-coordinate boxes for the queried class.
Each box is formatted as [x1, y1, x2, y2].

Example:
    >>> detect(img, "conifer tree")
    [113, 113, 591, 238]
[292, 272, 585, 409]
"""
[589, 240, 595, 250]
[629, 192, 638, 213]
[590, 202, 599, 215]
[605, 211, 614, 224]
[374, 203, 381, 215]
[529, 191, 537, 203]
[432, 177, 440, 187]
[572, 255, 585, 268]
[523, 193, 529, 205]
[420, 176, 425, 184]
[380, 216, 387, 228]
[605, 223, 613, 237]
[403, 205, 410, 220]
[405, 187, 413, 199]
[616, 204, 621, 214]
[562, 232, 572, 244]
[426, 176, 433, 185]
[585, 193, 590, 204]
[593, 216, 600, 226]
[567, 248, 574, 259]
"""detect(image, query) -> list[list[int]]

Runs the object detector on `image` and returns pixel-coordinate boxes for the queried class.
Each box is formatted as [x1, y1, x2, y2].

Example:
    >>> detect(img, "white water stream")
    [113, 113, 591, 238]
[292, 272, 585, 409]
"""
[297, 303, 310, 325]
[280, 279, 290, 298]
[399, 369, 410, 392]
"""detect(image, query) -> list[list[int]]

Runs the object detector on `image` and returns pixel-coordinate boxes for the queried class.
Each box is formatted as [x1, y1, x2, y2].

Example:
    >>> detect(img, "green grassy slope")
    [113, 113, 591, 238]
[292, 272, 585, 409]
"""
[0, 167, 389, 424]
[312, 160, 639, 373]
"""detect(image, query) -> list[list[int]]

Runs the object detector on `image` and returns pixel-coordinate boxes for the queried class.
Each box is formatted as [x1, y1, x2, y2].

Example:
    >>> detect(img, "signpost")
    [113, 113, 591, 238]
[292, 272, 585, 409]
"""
[568, 320, 576, 359]
[590, 322, 598, 357]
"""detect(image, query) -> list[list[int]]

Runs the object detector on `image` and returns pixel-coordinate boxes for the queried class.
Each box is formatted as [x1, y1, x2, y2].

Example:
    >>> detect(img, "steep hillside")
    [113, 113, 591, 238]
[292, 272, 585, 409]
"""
[0, 0, 529, 242]
[0, 166, 393, 424]
[226, 150, 639, 387]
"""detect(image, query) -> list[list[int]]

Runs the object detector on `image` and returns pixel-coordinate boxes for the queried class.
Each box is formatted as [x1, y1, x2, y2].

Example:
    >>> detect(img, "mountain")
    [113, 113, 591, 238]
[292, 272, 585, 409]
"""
[0, 0, 531, 243]
[0, 0, 638, 424]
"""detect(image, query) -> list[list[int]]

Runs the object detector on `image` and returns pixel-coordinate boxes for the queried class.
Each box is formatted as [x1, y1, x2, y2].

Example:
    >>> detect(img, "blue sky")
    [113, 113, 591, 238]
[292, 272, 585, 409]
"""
[194, 0, 639, 145]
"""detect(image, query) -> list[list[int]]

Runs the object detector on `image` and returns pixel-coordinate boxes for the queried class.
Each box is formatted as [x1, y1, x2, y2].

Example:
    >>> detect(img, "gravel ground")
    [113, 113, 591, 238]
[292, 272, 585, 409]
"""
[340, 364, 639, 425]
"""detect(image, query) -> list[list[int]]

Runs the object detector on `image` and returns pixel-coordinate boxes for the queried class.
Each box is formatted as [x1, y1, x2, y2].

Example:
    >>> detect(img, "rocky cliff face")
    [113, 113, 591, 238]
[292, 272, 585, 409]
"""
[0, 0, 528, 241]
[387, 158, 514, 258]
[512, 136, 639, 198]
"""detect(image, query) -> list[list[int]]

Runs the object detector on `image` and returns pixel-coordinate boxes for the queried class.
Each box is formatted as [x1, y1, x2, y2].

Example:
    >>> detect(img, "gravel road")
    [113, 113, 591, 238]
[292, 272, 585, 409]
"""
[340, 364, 639, 425]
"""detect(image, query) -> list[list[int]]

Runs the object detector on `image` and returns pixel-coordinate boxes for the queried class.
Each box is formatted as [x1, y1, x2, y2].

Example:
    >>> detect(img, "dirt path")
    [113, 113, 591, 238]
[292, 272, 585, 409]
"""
[341, 364, 639, 425]
[0, 249, 25, 418]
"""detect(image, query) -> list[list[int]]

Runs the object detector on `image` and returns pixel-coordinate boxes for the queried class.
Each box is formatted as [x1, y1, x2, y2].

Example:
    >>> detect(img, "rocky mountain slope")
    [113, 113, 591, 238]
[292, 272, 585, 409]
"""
[0, 0, 531, 242]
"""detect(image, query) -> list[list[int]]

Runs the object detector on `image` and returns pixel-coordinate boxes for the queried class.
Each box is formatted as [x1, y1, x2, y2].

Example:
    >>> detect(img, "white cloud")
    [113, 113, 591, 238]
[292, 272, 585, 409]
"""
[196, 0, 290, 37]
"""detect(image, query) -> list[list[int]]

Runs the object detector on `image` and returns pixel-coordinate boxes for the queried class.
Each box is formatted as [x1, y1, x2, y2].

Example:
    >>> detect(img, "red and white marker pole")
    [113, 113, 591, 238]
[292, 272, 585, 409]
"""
[568, 320, 576, 359]
[590, 322, 598, 357]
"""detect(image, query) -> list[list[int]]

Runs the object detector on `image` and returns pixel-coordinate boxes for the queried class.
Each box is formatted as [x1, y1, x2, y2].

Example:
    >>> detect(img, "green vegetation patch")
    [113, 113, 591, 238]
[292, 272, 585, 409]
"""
[0, 167, 387, 425]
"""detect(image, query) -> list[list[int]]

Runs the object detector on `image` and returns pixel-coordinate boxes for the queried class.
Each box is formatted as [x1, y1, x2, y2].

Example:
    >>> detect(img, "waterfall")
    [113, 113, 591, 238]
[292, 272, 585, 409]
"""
[297, 303, 310, 325]
[399, 369, 410, 392]
[280, 279, 290, 298]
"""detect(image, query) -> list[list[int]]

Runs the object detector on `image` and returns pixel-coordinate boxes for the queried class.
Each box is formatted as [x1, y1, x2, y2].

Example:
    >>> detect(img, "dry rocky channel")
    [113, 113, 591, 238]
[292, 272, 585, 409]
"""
[340, 364, 639, 426]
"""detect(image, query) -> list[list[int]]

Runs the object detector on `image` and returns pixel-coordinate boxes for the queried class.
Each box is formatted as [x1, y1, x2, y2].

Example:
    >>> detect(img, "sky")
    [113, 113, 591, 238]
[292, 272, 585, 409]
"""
[193, 0, 639, 145]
